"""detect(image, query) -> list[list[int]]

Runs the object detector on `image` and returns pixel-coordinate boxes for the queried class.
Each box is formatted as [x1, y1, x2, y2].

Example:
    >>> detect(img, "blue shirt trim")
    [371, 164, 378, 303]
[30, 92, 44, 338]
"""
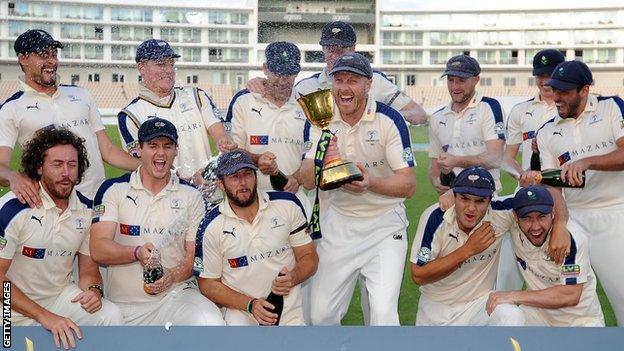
[225, 89, 250, 123]
[481, 96, 505, 140]
[76, 191, 93, 209]
[597, 95, 624, 119]
[0, 198, 29, 238]
[417, 207, 444, 266]
[194, 206, 222, 276]
[376, 102, 414, 167]
[92, 173, 132, 223]
[0, 91, 24, 111]
[267, 191, 308, 223]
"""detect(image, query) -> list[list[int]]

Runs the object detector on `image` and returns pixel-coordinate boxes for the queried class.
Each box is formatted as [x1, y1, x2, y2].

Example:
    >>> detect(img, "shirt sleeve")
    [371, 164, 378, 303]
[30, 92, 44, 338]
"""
[536, 128, 558, 170]
[410, 205, 444, 266]
[607, 97, 624, 142]
[228, 97, 248, 148]
[384, 114, 415, 170]
[480, 103, 503, 142]
[303, 121, 321, 160]
[428, 117, 442, 158]
[117, 110, 141, 157]
[374, 74, 411, 111]
[199, 224, 223, 279]
[490, 197, 516, 233]
[85, 90, 106, 133]
[186, 190, 205, 242]
[506, 104, 524, 145]
[196, 88, 221, 129]
[92, 182, 120, 224]
[0, 101, 19, 148]
[560, 232, 590, 286]
[0, 206, 27, 260]
[288, 201, 311, 248]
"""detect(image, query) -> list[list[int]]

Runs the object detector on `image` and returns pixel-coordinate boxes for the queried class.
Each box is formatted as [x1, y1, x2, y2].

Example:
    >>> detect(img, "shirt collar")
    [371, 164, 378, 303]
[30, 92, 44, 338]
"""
[19, 77, 61, 98]
[554, 94, 598, 125]
[219, 190, 269, 220]
[130, 166, 181, 193]
[442, 91, 483, 115]
[139, 83, 175, 107]
[39, 183, 82, 211]
[318, 68, 331, 87]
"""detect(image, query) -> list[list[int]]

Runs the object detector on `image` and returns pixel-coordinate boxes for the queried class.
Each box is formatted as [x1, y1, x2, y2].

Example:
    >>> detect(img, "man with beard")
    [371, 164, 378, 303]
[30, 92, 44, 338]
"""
[0, 128, 123, 349]
[226, 42, 308, 203]
[428, 55, 506, 196]
[504, 49, 565, 174]
[411, 167, 569, 326]
[0, 29, 138, 205]
[246, 21, 427, 125]
[195, 150, 318, 325]
[300, 53, 415, 325]
[117, 39, 234, 183]
[486, 185, 604, 326]
[90, 118, 225, 326]
[523, 60, 624, 325]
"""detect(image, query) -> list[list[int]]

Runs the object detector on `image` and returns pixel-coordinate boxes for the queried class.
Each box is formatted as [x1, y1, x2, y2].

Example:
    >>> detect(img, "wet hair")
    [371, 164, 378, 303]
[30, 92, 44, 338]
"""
[21, 127, 90, 184]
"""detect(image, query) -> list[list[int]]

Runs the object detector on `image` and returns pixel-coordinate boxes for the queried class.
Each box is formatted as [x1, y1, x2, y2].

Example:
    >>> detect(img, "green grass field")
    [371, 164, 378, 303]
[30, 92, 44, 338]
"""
[0, 125, 616, 326]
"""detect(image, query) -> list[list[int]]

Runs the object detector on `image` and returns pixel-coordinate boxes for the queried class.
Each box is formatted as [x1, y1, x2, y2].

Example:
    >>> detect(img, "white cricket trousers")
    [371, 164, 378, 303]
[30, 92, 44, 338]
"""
[416, 293, 525, 326]
[13, 284, 123, 326]
[569, 207, 624, 326]
[116, 282, 225, 326]
[309, 205, 408, 325]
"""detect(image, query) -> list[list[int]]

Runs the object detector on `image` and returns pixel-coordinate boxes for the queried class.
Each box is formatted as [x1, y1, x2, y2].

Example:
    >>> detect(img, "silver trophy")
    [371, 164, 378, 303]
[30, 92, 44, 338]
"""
[199, 155, 223, 210]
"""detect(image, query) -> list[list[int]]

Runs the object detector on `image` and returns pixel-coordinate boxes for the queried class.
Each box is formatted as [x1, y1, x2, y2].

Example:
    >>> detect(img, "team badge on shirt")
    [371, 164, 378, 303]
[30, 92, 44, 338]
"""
[0, 237, 7, 251]
[402, 147, 414, 163]
[250, 135, 269, 145]
[94, 204, 106, 217]
[170, 198, 183, 209]
[557, 152, 571, 165]
[228, 256, 249, 268]
[22, 246, 46, 259]
[193, 257, 204, 273]
[561, 264, 580, 277]
[417, 247, 432, 264]
[75, 217, 86, 230]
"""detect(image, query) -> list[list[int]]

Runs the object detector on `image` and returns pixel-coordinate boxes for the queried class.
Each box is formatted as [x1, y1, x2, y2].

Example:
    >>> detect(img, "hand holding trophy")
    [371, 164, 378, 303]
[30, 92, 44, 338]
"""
[297, 89, 364, 239]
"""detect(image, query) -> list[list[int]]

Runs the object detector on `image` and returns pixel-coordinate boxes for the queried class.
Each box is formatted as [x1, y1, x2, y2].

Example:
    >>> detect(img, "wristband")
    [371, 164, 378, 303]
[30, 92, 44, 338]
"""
[88, 284, 104, 297]
[133, 246, 141, 261]
[246, 298, 257, 314]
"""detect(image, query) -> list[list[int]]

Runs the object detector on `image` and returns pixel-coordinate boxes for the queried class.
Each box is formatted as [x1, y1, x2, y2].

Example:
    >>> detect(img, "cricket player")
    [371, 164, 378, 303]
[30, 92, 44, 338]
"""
[428, 54, 506, 195]
[411, 167, 569, 326]
[487, 185, 604, 326]
[300, 53, 416, 325]
[246, 21, 427, 125]
[0, 128, 123, 349]
[505, 49, 565, 173]
[117, 39, 233, 182]
[90, 118, 225, 326]
[195, 150, 318, 325]
[226, 41, 308, 200]
[525, 60, 624, 325]
[0, 29, 138, 203]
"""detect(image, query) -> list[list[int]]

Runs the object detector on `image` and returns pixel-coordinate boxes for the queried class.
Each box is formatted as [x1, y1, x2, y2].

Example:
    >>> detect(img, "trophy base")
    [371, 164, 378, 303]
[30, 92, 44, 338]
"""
[320, 161, 364, 191]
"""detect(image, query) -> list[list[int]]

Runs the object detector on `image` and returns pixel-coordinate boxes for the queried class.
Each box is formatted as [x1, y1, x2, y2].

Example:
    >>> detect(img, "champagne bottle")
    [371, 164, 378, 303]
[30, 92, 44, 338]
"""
[439, 144, 456, 186]
[270, 171, 288, 191]
[439, 171, 456, 187]
[143, 249, 164, 295]
[530, 152, 541, 171]
[263, 272, 285, 326]
[537, 170, 585, 188]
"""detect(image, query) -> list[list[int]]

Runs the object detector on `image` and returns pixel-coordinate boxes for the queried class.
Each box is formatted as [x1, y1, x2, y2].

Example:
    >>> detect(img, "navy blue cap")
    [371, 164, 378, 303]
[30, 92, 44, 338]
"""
[138, 118, 178, 144]
[265, 41, 301, 75]
[453, 167, 495, 198]
[546, 61, 593, 91]
[512, 185, 554, 217]
[135, 39, 180, 63]
[442, 55, 481, 78]
[320, 21, 356, 47]
[328, 53, 373, 79]
[532, 49, 565, 76]
[216, 150, 258, 177]
[14, 29, 63, 55]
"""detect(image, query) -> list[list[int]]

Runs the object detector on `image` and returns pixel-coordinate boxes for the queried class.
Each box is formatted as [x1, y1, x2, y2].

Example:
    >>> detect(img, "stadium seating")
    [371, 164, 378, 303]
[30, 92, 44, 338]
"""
[1, 80, 622, 111]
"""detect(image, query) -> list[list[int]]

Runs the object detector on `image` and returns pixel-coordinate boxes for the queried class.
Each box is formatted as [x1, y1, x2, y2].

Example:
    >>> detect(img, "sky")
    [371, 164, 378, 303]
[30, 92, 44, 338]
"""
[379, 0, 624, 11]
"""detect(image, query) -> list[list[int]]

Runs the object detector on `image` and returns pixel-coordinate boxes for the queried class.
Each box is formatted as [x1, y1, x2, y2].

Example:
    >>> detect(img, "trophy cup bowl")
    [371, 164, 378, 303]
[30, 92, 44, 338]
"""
[297, 89, 363, 191]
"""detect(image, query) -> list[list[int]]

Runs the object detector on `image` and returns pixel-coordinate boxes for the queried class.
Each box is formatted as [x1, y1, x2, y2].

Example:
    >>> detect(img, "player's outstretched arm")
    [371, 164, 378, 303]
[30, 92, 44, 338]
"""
[360, 166, 416, 198]
[95, 130, 140, 171]
[486, 284, 582, 315]
[440, 139, 504, 170]
[90, 221, 141, 265]
[399, 101, 428, 126]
